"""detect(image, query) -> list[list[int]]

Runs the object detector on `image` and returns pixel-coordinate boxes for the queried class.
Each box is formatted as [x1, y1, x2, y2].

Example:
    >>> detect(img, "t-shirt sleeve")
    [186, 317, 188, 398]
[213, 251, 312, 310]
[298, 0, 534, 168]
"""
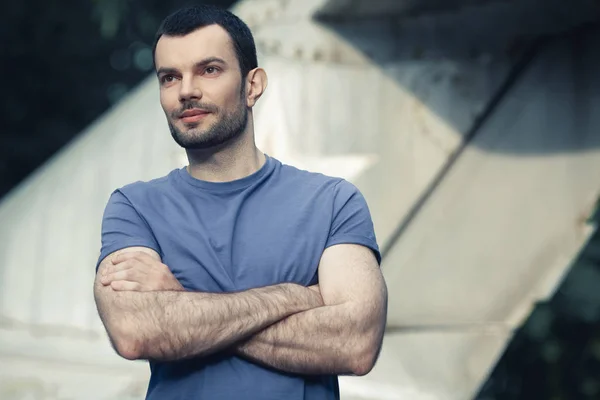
[325, 180, 381, 265]
[96, 189, 161, 271]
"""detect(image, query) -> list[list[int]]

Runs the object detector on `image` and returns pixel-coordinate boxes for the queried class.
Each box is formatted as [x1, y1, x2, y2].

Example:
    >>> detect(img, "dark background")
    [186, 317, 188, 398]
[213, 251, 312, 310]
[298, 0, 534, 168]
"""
[476, 208, 600, 400]
[1, 1, 599, 399]
[0, 0, 235, 200]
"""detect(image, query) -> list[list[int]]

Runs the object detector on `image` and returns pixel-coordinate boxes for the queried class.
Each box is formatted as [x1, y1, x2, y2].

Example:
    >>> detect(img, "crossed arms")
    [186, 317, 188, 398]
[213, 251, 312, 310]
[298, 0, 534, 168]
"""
[94, 243, 387, 376]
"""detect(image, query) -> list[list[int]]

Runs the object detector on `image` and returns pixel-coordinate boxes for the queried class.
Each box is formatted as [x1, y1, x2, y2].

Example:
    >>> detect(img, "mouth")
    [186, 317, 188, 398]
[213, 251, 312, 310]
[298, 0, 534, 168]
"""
[179, 109, 210, 123]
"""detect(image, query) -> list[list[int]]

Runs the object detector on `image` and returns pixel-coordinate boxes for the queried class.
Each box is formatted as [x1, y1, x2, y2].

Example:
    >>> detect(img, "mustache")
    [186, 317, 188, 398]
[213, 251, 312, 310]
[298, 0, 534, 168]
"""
[173, 101, 219, 118]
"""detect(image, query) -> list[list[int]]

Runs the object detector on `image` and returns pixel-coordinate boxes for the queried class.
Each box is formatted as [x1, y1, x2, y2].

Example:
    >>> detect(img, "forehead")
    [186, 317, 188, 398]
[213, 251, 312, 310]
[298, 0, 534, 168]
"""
[155, 24, 237, 69]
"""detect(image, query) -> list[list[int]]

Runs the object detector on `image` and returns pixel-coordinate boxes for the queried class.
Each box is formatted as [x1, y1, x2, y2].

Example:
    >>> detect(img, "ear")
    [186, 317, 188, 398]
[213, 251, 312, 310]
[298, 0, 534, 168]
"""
[244, 68, 268, 107]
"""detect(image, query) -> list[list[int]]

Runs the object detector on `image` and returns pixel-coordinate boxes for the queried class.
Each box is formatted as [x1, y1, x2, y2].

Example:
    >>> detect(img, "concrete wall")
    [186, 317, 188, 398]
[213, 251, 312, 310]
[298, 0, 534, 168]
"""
[361, 27, 600, 400]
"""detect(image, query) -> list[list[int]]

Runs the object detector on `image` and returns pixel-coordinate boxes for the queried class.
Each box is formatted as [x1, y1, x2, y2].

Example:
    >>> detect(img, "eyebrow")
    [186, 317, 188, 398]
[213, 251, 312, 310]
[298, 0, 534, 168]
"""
[156, 57, 228, 76]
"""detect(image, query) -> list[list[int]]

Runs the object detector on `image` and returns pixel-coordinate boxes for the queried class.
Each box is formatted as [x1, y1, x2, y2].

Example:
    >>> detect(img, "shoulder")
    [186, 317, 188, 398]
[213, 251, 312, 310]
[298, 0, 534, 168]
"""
[115, 170, 178, 199]
[275, 160, 344, 191]
[104, 170, 180, 211]
[275, 160, 365, 200]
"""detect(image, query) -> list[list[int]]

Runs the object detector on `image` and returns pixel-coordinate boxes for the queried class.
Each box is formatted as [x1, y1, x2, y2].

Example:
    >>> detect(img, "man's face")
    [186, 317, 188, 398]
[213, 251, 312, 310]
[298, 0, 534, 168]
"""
[155, 25, 248, 150]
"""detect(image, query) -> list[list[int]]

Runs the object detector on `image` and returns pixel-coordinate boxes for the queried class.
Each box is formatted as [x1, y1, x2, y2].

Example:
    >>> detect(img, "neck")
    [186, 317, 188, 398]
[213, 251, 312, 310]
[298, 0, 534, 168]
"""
[185, 116, 266, 183]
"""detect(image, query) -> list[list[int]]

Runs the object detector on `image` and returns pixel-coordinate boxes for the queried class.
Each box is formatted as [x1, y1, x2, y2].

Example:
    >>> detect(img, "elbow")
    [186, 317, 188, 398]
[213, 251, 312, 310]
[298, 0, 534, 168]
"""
[350, 351, 377, 377]
[113, 337, 144, 361]
[349, 339, 381, 376]
[108, 327, 146, 361]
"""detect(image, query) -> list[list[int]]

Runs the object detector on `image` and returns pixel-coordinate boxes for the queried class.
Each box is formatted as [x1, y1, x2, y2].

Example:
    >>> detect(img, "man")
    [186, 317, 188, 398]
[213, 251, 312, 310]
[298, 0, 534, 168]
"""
[94, 4, 387, 400]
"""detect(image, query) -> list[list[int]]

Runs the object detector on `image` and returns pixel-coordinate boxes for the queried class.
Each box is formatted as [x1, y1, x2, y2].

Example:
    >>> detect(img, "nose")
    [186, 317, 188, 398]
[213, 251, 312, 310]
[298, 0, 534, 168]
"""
[178, 75, 202, 102]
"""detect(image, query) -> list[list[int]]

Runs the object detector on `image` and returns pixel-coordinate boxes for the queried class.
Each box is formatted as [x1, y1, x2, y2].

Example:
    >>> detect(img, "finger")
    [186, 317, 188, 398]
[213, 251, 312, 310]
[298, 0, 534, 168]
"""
[308, 284, 320, 293]
[112, 251, 153, 264]
[112, 252, 139, 264]
[110, 280, 142, 291]
[102, 260, 142, 278]
[102, 269, 145, 285]
[103, 259, 138, 276]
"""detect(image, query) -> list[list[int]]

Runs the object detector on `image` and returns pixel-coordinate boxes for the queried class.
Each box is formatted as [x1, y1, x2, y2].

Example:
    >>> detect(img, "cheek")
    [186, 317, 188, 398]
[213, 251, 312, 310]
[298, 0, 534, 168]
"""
[206, 79, 244, 109]
[220, 90, 245, 113]
[160, 89, 178, 114]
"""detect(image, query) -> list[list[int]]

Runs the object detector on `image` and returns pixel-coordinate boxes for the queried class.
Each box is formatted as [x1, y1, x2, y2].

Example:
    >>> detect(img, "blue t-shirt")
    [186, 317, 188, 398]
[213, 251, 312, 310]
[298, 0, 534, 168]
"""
[97, 155, 380, 400]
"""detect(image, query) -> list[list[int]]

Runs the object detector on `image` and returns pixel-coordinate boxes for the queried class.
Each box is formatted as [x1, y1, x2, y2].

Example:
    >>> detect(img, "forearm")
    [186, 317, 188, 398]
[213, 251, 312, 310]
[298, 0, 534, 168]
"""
[236, 302, 383, 376]
[95, 282, 321, 361]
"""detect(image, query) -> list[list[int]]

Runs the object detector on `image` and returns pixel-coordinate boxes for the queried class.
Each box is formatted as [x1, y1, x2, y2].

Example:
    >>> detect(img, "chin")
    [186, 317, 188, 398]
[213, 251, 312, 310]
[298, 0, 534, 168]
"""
[179, 131, 222, 149]
[181, 131, 207, 143]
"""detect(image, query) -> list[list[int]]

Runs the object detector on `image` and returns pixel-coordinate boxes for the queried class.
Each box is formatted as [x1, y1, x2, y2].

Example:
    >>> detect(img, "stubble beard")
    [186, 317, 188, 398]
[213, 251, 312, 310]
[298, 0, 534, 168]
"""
[168, 99, 249, 150]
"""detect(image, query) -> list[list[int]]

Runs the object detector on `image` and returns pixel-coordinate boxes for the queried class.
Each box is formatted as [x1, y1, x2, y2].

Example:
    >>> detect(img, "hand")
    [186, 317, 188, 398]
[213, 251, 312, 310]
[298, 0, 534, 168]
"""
[100, 251, 184, 292]
[308, 284, 320, 295]
[306, 284, 323, 308]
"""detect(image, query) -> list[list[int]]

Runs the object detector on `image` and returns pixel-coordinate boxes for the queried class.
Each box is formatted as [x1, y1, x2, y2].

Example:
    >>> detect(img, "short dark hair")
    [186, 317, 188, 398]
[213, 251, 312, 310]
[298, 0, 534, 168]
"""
[153, 5, 258, 77]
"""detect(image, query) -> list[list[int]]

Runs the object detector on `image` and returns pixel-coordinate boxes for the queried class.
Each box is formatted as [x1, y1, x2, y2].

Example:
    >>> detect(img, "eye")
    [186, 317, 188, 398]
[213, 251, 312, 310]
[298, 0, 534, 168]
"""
[160, 75, 177, 84]
[204, 66, 220, 75]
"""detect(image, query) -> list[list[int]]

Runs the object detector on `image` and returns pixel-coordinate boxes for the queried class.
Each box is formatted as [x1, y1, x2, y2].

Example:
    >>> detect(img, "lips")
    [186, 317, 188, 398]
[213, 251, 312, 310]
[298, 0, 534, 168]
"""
[180, 109, 209, 117]
[179, 109, 210, 123]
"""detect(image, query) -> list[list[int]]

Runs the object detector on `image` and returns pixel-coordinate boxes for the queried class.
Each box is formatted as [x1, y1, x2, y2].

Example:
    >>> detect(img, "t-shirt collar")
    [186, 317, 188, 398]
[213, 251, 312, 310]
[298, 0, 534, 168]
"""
[177, 154, 274, 192]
